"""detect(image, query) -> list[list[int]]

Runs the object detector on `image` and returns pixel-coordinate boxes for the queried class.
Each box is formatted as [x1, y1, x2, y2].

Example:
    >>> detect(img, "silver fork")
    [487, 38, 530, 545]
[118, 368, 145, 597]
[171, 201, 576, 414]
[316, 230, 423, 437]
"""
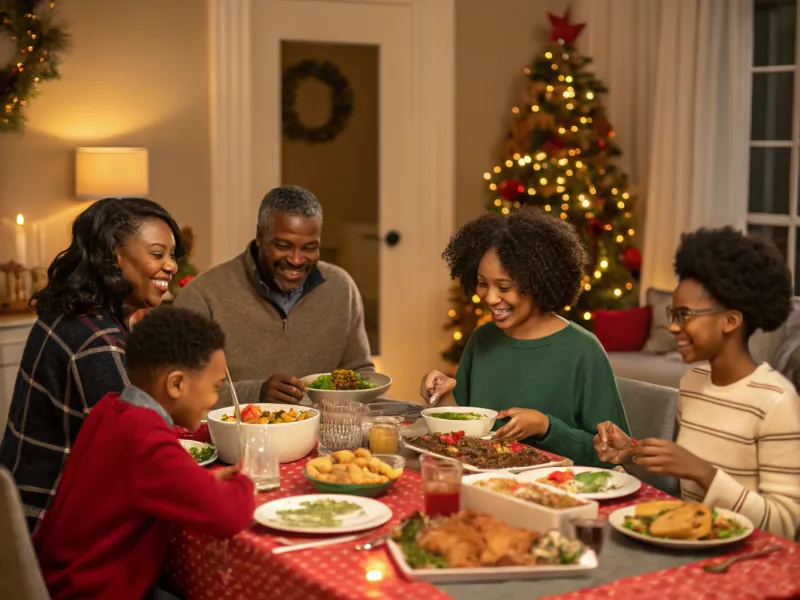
[702, 544, 782, 573]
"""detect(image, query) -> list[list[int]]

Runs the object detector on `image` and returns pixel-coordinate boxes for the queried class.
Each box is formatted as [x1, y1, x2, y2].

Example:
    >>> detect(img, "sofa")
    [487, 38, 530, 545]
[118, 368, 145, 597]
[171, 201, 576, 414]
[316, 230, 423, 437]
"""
[606, 292, 800, 390]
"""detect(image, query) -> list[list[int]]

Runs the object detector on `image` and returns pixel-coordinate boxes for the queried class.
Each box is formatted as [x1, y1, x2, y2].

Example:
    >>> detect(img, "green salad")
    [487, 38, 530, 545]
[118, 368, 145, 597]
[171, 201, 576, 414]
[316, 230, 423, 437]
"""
[187, 445, 216, 464]
[309, 372, 377, 390]
[429, 412, 487, 421]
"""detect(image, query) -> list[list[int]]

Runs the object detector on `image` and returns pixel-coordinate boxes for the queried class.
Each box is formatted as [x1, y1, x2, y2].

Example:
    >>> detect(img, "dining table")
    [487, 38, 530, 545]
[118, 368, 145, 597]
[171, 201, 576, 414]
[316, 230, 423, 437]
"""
[163, 443, 800, 600]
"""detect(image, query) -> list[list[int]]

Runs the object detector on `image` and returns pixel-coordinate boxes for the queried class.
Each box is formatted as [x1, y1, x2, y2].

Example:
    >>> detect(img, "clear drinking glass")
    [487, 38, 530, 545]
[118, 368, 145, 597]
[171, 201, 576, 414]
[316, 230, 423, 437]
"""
[368, 417, 400, 454]
[572, 518, 607, 555]
[240, 426, 280, 492]
[317, 398, 363, 455]
[420, 454, 463, 517]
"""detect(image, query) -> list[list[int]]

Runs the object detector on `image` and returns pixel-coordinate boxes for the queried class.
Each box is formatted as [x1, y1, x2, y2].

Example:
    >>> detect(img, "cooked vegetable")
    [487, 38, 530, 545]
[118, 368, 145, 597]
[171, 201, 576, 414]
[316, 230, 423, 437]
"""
[309, 369, 377, 390]
[429, 412, 487, 421]
[622, 501, 747, 540]
[274, 498, 364, 528]
[220, 406, 313, 424]
[187, 445, 215, 463]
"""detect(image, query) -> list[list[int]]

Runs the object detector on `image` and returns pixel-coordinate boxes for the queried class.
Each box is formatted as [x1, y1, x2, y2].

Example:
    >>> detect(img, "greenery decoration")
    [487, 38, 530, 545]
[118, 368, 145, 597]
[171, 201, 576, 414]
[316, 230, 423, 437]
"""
[282, 59, 353, 143]
[0, 0, 70, 133]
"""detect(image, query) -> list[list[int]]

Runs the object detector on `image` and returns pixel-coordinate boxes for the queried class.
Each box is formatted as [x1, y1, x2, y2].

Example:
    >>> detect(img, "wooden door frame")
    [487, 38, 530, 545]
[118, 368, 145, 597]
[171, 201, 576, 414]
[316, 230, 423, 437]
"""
[208, 0, 455, 397]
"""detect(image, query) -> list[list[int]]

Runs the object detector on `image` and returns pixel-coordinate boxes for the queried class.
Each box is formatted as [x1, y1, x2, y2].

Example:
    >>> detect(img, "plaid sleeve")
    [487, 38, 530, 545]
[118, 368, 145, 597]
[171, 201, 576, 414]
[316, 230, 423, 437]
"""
[0, 313, 128, 531]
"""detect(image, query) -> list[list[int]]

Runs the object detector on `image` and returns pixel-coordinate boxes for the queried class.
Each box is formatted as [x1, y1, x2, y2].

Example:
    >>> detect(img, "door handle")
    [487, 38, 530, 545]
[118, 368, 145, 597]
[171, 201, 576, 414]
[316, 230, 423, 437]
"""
[363, 230, 401, 247]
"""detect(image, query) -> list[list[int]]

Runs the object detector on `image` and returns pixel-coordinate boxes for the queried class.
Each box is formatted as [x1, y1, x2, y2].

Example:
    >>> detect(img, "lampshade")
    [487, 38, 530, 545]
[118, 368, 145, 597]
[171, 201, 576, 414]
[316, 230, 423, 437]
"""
[75, 147, 149, 200]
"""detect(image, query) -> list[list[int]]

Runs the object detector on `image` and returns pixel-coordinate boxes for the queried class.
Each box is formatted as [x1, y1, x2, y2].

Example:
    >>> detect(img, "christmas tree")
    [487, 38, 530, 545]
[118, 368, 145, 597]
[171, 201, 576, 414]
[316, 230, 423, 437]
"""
[168, 226, 199, 298]
[442, 10, 641, 364]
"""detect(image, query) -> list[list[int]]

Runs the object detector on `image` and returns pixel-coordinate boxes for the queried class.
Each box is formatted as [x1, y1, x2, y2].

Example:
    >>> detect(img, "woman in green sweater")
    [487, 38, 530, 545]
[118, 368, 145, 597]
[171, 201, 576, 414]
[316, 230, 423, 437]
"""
[421, 208, 630, 468]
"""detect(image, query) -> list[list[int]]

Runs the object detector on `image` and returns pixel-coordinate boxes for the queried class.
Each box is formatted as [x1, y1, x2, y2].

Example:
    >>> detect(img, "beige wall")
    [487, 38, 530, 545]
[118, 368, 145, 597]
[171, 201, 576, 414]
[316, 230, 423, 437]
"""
[0, 0, 574, 273]
[0, 0, 211, 270]
[455, 0, 570, 227]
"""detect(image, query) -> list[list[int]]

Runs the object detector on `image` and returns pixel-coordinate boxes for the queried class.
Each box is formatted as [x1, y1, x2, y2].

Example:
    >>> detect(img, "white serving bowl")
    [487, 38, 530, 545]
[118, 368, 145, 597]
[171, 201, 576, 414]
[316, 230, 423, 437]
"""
[301, 372, 392, 405]
[421, 406, 498, 437]
[206, 403, 319, 464]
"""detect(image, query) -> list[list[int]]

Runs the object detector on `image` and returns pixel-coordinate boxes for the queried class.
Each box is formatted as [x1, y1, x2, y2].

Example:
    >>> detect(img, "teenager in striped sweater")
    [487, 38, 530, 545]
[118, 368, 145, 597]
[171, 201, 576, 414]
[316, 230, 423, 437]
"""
[594, 227, 800, 540]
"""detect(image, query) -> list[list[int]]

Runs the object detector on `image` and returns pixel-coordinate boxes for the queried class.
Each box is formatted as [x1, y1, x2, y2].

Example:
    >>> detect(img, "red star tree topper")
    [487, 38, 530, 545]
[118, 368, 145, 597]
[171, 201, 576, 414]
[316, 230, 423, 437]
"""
[548, 9, 586, 45]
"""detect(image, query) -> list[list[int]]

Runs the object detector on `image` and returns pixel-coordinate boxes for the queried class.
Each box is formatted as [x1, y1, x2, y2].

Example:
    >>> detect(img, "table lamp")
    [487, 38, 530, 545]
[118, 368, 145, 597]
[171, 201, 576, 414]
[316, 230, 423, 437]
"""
[75, 147, 149, 200]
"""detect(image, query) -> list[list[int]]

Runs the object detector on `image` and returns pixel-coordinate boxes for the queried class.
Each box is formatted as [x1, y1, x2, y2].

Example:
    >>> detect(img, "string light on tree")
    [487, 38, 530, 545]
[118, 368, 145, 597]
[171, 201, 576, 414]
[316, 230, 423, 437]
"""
[442, 9, 642, 363]
[1, 1, 70, 132]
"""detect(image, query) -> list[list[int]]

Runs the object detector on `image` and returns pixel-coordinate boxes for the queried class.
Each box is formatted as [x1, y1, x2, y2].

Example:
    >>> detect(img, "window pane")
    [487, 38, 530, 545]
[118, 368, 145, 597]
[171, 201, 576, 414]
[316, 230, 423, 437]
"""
[747, 224, 800, 290]
[748, 147, 792, 214]
[751, 72, 795, 140]
[754, 0, 797, 67]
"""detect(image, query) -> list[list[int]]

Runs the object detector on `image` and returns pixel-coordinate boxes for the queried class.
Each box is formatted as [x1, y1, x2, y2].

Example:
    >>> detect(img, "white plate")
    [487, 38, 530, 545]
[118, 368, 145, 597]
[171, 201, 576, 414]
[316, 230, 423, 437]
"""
[179, 439, 218, 467]
[386, 539, 598, 583]
[516, 466, 641, 500]
[402, 439, 570, 474]
[254, 494, 393, 534]
[608, 505, 754, 549]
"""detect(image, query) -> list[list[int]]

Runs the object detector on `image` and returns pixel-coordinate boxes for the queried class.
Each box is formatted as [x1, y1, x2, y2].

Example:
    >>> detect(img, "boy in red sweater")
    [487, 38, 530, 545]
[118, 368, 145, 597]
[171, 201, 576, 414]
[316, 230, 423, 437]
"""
[34, 307, 255, 600]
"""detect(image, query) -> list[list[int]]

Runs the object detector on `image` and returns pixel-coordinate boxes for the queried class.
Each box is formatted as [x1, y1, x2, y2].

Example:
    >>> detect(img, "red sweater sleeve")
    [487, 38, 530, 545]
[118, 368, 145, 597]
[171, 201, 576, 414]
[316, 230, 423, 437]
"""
[131, 423, 255, 538]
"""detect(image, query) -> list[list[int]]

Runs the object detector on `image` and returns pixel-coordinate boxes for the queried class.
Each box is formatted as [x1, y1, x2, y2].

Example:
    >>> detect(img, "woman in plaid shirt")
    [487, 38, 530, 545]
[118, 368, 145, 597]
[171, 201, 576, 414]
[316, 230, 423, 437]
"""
[0, 197, 183, 531]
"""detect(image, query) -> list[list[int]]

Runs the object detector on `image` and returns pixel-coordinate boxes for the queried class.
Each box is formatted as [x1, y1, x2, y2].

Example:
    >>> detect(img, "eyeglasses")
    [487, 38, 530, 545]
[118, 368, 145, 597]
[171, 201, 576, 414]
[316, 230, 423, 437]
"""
[665, 306, 724, 327]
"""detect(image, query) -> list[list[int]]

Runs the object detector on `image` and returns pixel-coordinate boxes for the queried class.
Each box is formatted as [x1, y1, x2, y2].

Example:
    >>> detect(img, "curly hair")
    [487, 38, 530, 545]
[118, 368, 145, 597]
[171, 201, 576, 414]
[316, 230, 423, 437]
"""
[31, 198, 184, 319]
[443, 207, 589, 312]
[674, 227, 792, 335]
[126, 307, 226, 374]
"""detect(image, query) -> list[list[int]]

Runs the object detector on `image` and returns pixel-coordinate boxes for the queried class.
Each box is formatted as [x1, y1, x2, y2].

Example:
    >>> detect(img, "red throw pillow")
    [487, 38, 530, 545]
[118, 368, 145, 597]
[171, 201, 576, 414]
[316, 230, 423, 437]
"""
[592, 306, 653, 352]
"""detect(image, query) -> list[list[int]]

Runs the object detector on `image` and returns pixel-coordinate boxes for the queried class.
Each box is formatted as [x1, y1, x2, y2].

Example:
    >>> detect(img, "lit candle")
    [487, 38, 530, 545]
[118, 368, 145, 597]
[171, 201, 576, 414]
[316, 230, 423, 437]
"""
[15, 214, 27, 267]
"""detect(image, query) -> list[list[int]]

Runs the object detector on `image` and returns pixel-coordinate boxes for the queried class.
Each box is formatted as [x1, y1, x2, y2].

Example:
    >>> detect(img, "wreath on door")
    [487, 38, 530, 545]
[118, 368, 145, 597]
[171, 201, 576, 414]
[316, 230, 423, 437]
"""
[282, 59, 353, 143]
[0, 0, 70, 133]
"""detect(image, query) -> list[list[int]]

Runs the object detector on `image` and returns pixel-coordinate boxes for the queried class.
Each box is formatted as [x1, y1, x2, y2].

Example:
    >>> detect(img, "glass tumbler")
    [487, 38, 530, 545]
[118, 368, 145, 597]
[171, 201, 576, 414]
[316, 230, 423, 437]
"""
[420, 454, 463, 517]
[317, 398, 363, 455]
[240, 425, 280, 492]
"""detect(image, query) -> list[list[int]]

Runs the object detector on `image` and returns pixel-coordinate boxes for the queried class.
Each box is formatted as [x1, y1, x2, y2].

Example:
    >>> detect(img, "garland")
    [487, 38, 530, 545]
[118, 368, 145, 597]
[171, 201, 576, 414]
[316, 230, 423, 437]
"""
[0, 0, 70, 133]
[282, 59, 353, 143]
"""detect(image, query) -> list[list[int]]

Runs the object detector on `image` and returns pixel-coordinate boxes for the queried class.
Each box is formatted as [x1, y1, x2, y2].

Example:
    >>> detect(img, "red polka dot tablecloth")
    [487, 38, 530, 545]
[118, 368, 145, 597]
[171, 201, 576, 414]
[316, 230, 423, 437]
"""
[161, 453, 451, 600]
[162, 448, 800, 600]
[543, 528, 800, 600]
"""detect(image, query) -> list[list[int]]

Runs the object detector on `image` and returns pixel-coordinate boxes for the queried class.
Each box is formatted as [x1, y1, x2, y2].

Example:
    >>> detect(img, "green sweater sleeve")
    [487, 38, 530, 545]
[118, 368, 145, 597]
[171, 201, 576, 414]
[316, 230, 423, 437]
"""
[453, 334, 475, 407]
[534, 343, 630, 468]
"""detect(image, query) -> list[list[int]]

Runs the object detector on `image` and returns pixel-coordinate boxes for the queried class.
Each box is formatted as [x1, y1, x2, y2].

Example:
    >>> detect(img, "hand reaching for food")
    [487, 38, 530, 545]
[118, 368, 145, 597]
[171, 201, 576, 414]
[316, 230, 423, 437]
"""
[593, 421, 634, 464]
[420, 370, 456, 405]
[492, 408, 549, 442]
[632, 438, 717, 490]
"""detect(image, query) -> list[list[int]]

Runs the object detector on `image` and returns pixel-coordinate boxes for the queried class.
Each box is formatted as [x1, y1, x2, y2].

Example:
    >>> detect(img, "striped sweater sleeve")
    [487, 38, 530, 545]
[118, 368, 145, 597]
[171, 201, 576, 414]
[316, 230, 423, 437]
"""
[704, 388, 800, 540]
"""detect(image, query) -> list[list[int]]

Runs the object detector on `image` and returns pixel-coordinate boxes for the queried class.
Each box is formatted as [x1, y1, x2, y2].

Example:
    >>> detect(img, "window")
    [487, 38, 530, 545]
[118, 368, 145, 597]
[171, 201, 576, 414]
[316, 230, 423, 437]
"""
[747, 0, 800, 290]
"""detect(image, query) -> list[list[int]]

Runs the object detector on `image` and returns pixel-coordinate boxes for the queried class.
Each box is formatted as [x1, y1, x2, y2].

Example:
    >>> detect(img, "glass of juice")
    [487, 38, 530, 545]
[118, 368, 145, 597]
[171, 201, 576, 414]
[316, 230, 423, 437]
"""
[420, 454, 463, 517]
[369, 417, 400, 454]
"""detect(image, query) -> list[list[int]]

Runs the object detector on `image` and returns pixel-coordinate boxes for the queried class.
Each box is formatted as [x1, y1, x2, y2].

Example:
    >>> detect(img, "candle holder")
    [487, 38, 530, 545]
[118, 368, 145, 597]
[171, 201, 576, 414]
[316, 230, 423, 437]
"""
[0, 260, 34, 314]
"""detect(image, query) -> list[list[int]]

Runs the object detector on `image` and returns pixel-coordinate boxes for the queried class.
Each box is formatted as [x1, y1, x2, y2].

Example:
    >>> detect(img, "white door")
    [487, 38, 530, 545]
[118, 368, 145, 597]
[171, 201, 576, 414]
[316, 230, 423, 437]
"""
[209, 0, 455, 401]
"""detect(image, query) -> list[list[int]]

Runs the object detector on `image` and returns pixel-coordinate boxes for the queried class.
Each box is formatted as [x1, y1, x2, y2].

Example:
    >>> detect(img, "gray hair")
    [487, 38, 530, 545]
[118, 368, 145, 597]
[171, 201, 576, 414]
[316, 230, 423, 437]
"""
[258, 185, 323, 229]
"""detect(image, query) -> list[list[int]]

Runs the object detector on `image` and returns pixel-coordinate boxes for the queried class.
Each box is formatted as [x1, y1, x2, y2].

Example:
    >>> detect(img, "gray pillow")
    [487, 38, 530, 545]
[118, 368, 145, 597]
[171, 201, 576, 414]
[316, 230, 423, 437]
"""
[642, 288, 677, 355]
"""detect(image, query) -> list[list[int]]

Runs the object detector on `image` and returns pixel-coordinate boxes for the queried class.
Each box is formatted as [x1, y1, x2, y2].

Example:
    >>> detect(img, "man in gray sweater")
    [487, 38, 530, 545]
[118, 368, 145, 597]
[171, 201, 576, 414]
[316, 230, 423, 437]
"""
[174, 186, 373, 406]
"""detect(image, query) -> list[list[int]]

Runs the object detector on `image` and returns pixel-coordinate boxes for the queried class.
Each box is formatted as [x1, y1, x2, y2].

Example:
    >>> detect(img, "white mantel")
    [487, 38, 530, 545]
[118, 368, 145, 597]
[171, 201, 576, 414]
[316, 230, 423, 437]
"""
[0, 313, 35, 434]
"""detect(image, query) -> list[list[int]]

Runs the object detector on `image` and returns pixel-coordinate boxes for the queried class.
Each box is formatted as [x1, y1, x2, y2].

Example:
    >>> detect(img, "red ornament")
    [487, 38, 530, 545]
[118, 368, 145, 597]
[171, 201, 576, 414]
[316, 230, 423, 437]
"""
[542, 136, 566, 156]
[548, 10, 586, 45]
[588, 219, 604, 238]
[179, 274, 196, 288]
[621, 247, 642, 272]
[498, 179, 524, 200]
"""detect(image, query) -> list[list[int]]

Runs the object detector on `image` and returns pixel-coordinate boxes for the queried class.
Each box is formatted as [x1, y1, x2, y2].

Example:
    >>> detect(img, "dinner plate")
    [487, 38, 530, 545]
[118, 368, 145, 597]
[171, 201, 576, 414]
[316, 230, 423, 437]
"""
[254, 494, 393, 534]
[401, 439, 569, 473]
[608, 505, 754, 549]
[516, 466, 641, 500]
[386, 539, 598, 583]
[179, 439, 218, 467]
